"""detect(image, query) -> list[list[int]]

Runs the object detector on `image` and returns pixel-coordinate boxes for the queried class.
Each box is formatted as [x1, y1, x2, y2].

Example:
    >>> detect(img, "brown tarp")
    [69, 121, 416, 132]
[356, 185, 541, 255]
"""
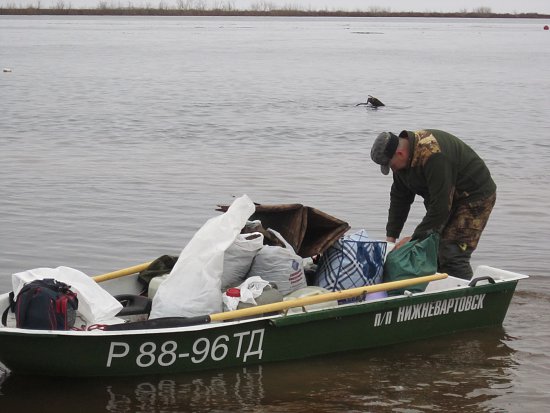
[217, 203, 350, 258]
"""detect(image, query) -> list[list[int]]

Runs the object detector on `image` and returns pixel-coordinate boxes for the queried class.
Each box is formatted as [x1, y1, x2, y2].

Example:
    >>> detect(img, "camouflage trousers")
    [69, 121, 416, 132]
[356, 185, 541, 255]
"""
[438, 192, 496, 280]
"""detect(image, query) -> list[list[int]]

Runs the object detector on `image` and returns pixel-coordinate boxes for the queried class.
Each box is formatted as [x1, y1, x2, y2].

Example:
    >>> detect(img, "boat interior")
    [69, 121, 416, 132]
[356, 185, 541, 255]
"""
[0, 265, 529, 332]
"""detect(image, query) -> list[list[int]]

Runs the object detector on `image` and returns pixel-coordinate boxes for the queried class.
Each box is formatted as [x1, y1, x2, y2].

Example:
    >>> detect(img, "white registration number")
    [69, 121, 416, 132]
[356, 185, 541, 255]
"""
[106, 328, 265, 368]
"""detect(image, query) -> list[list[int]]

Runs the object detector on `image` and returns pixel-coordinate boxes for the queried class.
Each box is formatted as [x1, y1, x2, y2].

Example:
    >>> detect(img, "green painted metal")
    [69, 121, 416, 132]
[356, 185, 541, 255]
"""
[0, 279, 518, 377]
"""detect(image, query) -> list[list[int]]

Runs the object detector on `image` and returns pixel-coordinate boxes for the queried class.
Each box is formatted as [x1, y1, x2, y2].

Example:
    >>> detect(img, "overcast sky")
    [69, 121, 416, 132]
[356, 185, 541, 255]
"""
[5, 0, 550, 13]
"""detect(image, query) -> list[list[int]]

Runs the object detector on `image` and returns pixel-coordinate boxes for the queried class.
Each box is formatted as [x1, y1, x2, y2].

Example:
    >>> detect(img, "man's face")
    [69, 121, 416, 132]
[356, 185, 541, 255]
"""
[389, 148, 408, 172]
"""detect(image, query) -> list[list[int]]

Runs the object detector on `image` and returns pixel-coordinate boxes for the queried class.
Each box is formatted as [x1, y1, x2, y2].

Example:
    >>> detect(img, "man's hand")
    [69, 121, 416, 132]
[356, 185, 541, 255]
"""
[394, 236, 412, 250]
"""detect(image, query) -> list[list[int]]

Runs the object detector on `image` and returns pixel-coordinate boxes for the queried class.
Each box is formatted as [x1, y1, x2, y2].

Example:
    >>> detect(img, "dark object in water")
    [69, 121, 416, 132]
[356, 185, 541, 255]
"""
[356, 95, 385, 107]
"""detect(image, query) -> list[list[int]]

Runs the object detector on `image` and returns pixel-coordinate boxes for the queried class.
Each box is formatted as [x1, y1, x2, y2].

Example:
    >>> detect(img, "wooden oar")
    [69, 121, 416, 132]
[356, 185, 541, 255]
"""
[104, 273, 448, 331]
[209, 273, 448, 322]
[92, 261, 153, 283]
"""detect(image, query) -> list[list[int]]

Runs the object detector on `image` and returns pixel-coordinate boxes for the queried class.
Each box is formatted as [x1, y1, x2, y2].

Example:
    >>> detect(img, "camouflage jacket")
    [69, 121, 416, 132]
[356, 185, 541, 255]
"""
[387, 129, 496, 240]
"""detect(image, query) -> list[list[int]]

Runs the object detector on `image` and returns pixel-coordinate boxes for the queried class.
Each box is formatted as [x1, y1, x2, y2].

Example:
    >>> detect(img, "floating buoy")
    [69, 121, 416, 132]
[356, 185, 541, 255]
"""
[544, 25, 549, 30]
[3, 68, 12, 72]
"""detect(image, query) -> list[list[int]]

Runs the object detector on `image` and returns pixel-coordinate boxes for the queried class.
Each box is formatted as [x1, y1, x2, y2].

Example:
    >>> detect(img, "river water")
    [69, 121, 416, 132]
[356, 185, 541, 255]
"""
[1, 16, 549, 411]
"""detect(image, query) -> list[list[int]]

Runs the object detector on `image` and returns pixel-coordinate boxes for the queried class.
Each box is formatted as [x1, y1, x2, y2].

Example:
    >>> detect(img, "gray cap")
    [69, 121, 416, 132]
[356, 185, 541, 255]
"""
[370, 132, 399, 175]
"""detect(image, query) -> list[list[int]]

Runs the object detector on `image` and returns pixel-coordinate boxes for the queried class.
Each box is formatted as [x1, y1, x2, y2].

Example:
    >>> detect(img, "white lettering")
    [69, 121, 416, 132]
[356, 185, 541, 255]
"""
[158, 341, 177, 367]
[233, 331, 250, 358]
[446, 298, 455, 313]
[375, 311, 394, 326]
[477, 294, 485, 309]
[191, 338, 210, 364]
[394, 294, 486, 324]
[421, 303, 430, 318]
[107, 342, 130, 367]
[433, 300, 442, 316]
[243, 329, 264, 362]
[428, 302, 434, 317]
[441, 299, 450, 314]
[396, 307, 407, 322]
[457, 297, 466, 312]
[136, 342, 157, 368]
[403, 305, 412, 321]
[211, 335, 230, 361]
[411, 304, 422, 319]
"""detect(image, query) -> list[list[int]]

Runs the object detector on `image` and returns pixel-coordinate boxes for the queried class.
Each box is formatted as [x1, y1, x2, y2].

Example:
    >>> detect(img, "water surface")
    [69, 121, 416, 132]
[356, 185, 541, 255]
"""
[1, 16, 549, 411]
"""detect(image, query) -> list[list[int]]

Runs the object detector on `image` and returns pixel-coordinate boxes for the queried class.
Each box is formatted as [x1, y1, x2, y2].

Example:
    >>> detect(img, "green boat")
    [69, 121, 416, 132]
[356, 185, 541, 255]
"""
[0, 266, 527, 378]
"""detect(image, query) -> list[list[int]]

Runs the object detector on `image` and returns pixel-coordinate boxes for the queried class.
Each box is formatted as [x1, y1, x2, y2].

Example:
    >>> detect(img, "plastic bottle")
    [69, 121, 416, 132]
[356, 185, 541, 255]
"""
[226, 287, 241, 298]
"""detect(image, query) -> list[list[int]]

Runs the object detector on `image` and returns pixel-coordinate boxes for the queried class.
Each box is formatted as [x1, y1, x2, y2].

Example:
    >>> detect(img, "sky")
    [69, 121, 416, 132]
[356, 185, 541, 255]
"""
[4, 0, 550, 14]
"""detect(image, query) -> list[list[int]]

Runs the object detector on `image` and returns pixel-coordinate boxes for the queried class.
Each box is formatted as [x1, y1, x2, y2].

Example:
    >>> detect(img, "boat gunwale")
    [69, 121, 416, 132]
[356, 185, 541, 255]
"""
[0, 269, 527, 337]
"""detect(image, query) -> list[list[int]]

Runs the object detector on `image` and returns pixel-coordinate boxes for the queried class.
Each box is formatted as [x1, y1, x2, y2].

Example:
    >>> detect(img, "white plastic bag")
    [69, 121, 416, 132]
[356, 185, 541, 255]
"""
[247, 229, 307, 296]
[150, 194, 255, 319]
[222, 276, 271, 311]
[221, 232, 264, 291]
[11, 266, 123, 324]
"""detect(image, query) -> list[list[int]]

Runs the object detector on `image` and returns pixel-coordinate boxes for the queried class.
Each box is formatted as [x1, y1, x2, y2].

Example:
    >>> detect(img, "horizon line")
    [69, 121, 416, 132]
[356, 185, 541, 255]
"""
[1, 6, 549, 18]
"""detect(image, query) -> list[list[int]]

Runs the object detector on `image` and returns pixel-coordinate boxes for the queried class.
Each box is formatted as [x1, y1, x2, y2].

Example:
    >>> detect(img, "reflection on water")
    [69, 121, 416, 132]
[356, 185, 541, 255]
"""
[103, 330, 515, 412]
[0, 328, 517, 412]
[105, 368, 266, 412]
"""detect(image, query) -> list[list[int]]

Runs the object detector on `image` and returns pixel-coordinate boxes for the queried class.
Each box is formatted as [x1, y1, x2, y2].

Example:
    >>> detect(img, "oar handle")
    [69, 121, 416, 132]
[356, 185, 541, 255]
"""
[210, 273, 448, 322]
[92, 261, 153, 283]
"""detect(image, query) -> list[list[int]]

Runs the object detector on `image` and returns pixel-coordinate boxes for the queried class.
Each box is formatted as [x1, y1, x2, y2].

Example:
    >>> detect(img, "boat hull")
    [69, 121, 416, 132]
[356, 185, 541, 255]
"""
[0, 277, 519, 377]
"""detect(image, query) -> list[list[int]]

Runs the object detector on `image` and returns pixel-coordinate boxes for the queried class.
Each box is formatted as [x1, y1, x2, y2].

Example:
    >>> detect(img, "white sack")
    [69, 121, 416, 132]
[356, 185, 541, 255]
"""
[221, 232, 264, 291]
[12, 266, 123, 324]
[150, 194, 255, 319]
[247, 229, 307, 296]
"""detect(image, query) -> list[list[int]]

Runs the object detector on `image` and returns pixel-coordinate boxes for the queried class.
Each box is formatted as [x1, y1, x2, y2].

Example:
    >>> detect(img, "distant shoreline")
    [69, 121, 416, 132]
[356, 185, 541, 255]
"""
[1, 8, 549, 19]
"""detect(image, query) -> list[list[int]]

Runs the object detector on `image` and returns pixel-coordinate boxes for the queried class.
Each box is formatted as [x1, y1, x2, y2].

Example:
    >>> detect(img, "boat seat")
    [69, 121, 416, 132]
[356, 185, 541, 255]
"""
[114, 294, 152, 316]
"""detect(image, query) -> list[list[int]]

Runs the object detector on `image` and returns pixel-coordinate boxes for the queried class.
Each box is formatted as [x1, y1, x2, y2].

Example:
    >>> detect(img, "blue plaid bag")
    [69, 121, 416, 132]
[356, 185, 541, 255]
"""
[314, 230, 387, 294]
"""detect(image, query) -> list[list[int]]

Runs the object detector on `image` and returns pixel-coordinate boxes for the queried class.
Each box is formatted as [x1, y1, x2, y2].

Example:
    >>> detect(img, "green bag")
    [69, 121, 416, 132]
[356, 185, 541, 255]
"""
[383, 233, 440, 296]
